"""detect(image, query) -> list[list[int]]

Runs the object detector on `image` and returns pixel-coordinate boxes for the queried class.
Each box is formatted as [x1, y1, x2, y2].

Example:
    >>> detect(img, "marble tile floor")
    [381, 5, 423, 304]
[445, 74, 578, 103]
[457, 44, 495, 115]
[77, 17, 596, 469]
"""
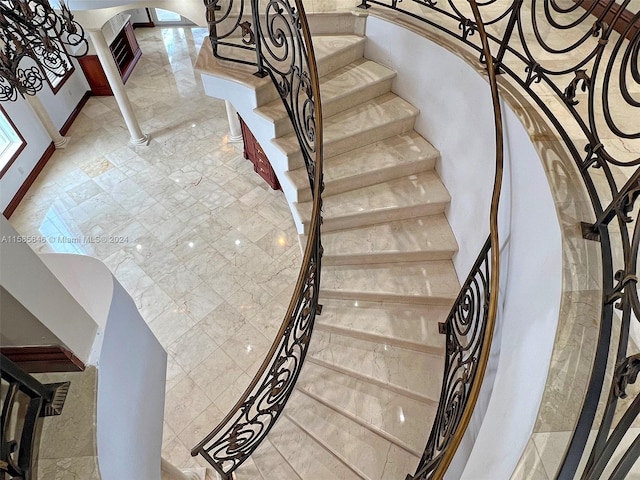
[9, 26, 302, 475]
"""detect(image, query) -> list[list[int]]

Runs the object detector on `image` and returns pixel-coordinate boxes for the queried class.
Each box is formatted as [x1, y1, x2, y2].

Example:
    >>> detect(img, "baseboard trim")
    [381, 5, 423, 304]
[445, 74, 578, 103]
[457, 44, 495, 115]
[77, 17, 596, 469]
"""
[60, 90, 92, 136]
[3, 142, 55, 219]
[0, 345, 85, 373]
[133, 21, 155, 28]
[576, 0, 638, 40]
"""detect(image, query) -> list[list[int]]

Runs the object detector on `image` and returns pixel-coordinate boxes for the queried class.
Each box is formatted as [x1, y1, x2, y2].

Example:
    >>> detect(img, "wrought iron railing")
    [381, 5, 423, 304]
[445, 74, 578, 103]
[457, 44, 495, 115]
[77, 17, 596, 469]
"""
[354, 0, 640, 478]
[191, 0, 324, 478]
[0, 354, 69, 478]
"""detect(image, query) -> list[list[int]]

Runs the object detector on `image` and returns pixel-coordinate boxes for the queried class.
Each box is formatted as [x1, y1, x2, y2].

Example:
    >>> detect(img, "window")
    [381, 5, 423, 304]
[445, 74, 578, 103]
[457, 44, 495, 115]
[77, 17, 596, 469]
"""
[150, 8, 194, 25]
[0, 106, 27, 178]
[40, 40, 74, 94]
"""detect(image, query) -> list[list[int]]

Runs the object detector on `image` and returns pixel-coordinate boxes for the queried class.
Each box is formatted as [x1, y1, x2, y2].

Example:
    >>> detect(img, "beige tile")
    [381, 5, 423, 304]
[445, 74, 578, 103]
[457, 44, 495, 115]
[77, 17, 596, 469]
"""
[164, 377, 213, 435]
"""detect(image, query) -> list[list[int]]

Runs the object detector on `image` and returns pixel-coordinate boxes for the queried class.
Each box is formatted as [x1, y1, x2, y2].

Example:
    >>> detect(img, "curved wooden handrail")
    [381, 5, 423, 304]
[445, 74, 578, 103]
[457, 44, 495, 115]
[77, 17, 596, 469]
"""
[191, 0, 324, 477]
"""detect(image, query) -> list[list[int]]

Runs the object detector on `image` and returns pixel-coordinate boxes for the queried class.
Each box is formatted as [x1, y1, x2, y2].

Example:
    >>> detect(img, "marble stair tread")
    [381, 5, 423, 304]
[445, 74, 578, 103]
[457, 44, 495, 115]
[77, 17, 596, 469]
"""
[297, 171, 450, 233]
[234, 456, 264, 480]
[296, 361, 435, 456]
[268, 414, 363, 480]
[285, 390, 421, 480]
[321, 260, 459, 305]
[308, 330, 444, 402]
[321, 214, 457, 265]
[251, 438, 303, 480]
[273, 92, 419, 169]
[315, 298, 447, 354]
[196, 34, 365, 107]
[290, 131, 440, 203]
[256, 58, 396, 136]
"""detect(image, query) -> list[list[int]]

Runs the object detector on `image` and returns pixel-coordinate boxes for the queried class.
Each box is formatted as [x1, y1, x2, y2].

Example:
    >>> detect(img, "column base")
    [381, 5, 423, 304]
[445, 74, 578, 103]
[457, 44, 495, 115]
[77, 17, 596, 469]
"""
[54, 136, 71, 149]
[130, 134, 150, 146]
[228, 133, 243, 143]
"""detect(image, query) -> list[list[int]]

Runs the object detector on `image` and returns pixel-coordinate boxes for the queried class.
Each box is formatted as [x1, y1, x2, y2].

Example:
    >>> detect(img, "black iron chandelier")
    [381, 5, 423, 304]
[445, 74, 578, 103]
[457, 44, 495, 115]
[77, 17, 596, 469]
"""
[0, 0, 88, 102]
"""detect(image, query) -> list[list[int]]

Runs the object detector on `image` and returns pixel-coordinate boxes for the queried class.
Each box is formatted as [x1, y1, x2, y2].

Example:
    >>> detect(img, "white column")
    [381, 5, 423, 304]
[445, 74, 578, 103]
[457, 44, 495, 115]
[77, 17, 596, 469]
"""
[25, 95, 70, 149]
[88, 29, 149, 146]
[224, 100, 243, 143]
[160, 457, 206, 480]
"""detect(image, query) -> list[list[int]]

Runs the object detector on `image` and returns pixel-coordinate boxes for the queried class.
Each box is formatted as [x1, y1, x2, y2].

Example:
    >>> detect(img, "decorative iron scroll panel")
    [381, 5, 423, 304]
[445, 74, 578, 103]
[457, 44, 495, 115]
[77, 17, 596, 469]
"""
[192, 0, 323, 477]
[1, 355, 69, 479]
[411, 238, 492, 479]
[355, 0, 640, 477]
[0, 0, 88, 101]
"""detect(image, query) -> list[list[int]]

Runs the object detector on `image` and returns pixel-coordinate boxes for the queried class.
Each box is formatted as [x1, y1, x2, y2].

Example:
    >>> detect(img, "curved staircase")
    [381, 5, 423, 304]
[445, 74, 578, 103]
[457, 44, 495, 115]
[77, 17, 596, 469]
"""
[198, 29, 461, 480]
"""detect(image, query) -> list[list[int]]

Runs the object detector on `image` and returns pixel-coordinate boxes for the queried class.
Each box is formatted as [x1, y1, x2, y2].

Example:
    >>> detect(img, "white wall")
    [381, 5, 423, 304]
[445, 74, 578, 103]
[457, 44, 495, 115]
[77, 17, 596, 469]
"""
[0, 65, 89, 212]
[123, 7, 152, 24]
[0, 286, 64, 347]
[36, 59, 91, 130]
[364, 18, 495, 278]
[36, 252, 166, 479]
[0, 217, 99, 363]
[0, 98, 52, 211]
[364, 16, 562, 479]
[97, 279, 166, 480]
[68, 1, 207, 28]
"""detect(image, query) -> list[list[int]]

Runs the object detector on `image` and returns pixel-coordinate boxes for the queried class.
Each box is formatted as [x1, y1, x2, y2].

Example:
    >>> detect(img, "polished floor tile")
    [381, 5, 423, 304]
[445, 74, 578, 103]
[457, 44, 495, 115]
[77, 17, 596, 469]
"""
[9, 26, 300, 472]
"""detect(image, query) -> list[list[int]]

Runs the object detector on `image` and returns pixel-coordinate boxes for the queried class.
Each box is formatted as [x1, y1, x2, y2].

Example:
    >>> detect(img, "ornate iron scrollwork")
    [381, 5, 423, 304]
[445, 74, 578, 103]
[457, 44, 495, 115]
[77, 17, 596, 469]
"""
[1, 355, 69, 479]
[192, 0, 324, 477]
[410, 239, 492, 480]
[0, 0, 88, 101]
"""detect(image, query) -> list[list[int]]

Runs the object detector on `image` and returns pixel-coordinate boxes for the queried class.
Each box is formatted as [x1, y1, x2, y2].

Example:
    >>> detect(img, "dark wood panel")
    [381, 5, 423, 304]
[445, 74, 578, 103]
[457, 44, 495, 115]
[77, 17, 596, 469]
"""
[0, 345, 85, 373]
[238, 116, 281, 190]
[78, 55, 112, 96]
[575, 0, 639, 40]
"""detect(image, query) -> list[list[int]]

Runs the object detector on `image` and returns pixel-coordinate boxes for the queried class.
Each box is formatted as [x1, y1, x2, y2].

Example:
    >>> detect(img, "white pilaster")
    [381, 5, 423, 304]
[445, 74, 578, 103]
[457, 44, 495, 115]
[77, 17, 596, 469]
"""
[224, 100, 243, 143]
[25, 95, 70, 149]
[88, 29, 149, 146]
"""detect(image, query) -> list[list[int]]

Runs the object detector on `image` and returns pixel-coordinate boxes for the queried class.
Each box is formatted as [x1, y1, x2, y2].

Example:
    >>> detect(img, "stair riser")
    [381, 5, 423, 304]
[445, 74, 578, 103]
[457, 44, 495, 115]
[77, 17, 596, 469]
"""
[295, 387, 424, 458]
[316, 42, 366, 78]
[323, 249, 456, 266]
[314, 323, 445, 355]
[286, 115, 417, 170]
[307, 357, 440, 405]
[274, 77, 394, 137]
[320, 289, 455, 306]
[305, 202, 447, 233]
[296, 155, 438, 202]
[254, 39, 366, 108]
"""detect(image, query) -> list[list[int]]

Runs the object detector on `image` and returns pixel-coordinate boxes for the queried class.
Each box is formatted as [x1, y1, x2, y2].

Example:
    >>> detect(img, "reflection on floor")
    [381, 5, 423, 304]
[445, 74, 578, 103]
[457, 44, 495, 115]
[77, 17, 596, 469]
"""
[9, 26, 301, 473]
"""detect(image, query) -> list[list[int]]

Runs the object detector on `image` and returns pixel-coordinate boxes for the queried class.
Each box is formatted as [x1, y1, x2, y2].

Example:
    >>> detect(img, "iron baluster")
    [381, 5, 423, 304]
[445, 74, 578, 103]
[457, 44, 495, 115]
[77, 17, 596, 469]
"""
[0, 355, 70, 479]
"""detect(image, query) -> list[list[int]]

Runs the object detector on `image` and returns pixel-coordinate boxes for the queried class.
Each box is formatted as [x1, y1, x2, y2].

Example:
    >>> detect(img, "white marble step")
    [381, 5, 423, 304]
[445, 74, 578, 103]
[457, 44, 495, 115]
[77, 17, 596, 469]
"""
[251, 438, 302, 480]
[320, 260, 459, 305]
[196, 35, 366, 108]
[321, 214, 457, 266]
[314, 35, 367, 78]
[290, 131, 439, 203]
[308, 330, 444, 403]
[315, 298, 447, 354]
[285, 390, 421, 480]
[296, 361, 435, 456]
[256, 58, 395, 137]
[297, 171, 450, 233]
[268, 414, 363, 480]
[273, 92, 419, 170]
[234, 457, 264, 480]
